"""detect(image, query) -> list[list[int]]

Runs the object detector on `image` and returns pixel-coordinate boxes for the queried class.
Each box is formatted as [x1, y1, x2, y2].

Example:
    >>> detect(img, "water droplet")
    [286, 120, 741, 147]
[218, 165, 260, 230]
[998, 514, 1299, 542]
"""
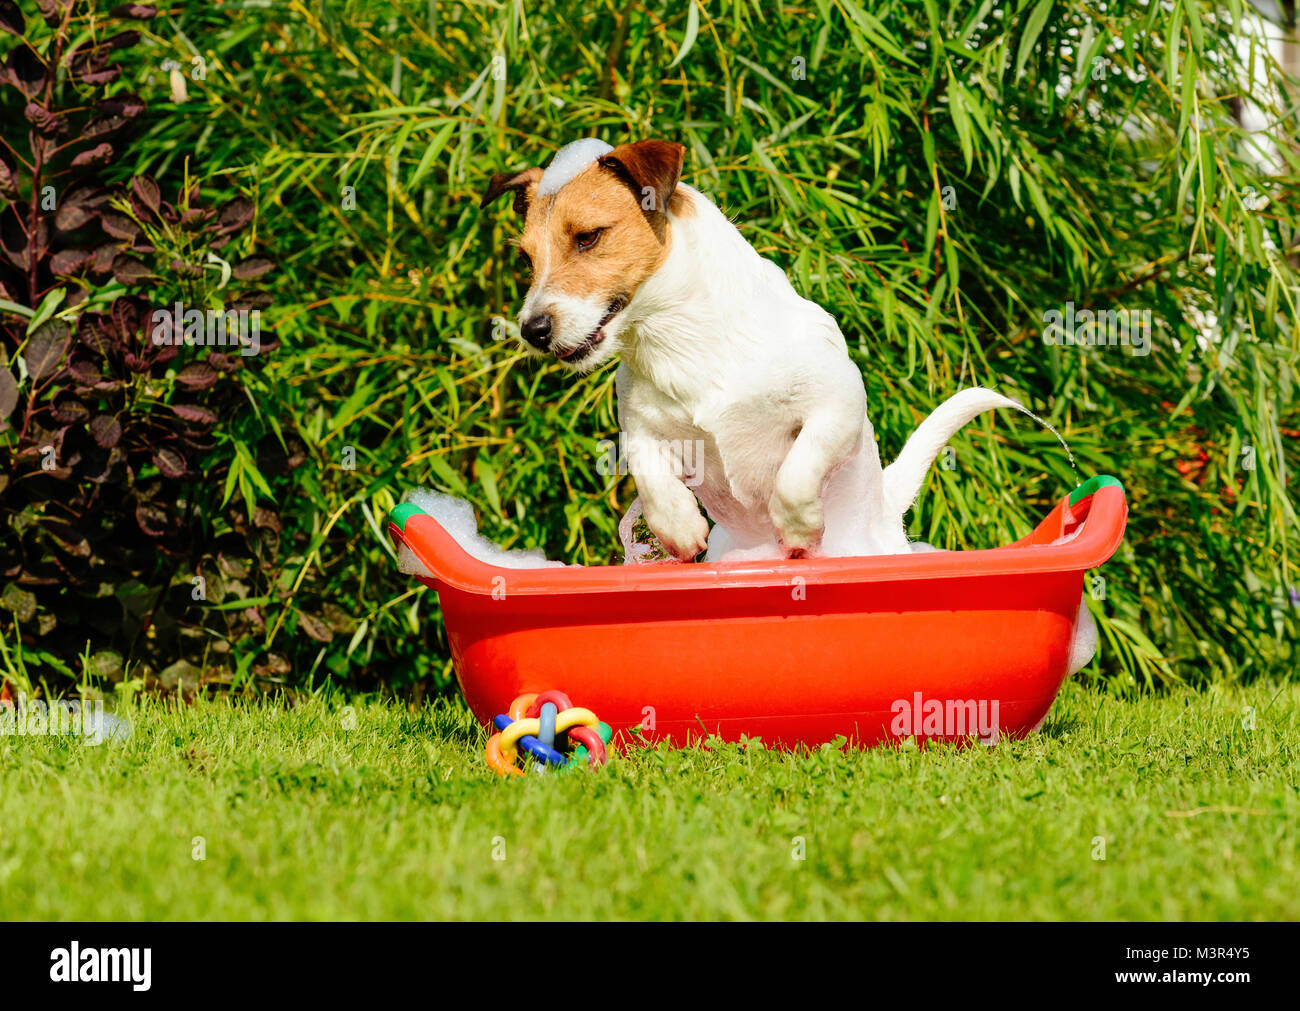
[1009, 404, 1081, 486]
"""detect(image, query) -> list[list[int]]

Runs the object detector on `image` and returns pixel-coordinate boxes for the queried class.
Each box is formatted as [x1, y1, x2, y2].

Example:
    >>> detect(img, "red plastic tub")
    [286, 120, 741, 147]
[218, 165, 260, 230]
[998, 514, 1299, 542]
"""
[388, 475, 1127, 748]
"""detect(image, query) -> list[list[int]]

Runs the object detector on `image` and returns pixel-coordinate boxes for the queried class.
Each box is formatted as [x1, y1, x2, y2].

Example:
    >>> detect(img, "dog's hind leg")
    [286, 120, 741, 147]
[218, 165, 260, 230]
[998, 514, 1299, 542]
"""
[769, 404, 873, 556]
[820, 415, 910, 556]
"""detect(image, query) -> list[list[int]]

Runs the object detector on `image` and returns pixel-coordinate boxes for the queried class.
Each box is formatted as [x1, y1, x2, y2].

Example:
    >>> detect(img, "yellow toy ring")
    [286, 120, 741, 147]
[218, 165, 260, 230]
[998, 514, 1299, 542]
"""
[499, 717, 543, 757]
[554, 707, 598, 734]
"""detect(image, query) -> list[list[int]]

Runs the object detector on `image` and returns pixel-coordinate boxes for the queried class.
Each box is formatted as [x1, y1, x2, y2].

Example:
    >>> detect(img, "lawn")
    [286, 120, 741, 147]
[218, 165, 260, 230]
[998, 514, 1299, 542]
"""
[2, 680, 1295, 921]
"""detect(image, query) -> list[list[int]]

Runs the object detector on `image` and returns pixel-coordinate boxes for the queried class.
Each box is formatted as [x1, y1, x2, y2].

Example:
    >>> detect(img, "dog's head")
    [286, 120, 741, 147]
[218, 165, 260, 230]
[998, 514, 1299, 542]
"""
[480, 138, 686, 373]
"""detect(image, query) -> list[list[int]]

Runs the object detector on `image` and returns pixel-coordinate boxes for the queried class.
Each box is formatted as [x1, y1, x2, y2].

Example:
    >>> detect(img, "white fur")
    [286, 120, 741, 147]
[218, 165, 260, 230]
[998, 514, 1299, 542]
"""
[520, 289, 614, 362]
[883, 387, 1024, 517]
[604, 184, 1017, 560]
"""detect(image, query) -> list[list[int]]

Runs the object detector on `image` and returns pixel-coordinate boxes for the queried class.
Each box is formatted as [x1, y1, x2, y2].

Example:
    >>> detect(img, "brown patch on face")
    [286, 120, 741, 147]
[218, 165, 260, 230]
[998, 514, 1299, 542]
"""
[517, 164, 671, 304]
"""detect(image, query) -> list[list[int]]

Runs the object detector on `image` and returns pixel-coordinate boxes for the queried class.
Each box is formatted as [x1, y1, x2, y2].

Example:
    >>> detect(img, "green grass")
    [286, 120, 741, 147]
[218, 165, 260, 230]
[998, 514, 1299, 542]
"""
[2, 680, 1296, 921]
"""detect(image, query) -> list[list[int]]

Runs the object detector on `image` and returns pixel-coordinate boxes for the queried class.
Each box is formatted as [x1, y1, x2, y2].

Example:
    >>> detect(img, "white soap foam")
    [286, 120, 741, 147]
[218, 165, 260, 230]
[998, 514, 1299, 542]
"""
[1067, 600, 1099, 674]
[397, 490, 565, 575]
[537, 138, 614, 197]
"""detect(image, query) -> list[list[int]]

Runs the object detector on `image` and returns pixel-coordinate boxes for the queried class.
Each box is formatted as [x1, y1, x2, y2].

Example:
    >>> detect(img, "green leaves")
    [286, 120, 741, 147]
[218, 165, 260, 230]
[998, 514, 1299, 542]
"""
[25, 286, 66, 336]
[947, 81, 975, 172]
[1015, 0, 1054, 80]
[668, 0, 700, 69]
[1184, 0, 1205, 53]
[222, 439, 277, 516]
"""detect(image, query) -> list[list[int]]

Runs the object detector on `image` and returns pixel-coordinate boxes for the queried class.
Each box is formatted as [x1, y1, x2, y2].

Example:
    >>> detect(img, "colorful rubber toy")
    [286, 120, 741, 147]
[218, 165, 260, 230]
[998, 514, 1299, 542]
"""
[484, 690, 613, 777]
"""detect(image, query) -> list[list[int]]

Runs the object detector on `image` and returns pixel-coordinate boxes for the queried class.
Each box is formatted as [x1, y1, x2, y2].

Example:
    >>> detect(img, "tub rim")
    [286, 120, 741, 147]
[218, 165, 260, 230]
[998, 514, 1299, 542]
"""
[388, 476, 1127, 598]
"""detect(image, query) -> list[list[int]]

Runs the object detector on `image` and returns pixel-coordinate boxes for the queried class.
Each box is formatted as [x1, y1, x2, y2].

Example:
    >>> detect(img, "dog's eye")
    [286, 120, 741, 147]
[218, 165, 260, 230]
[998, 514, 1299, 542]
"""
[516, 250, 533, 272]
[574, 229, 603, 252]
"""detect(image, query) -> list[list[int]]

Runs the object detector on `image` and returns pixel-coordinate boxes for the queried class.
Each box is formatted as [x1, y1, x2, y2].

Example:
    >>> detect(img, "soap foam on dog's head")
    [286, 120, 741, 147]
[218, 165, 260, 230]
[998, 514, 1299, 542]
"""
[537, 138, 614, 197]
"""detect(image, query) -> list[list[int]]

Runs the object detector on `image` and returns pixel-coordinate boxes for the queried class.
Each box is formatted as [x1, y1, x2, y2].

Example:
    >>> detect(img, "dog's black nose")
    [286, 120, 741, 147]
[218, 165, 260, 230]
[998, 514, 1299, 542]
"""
[520, 313, 553, 350]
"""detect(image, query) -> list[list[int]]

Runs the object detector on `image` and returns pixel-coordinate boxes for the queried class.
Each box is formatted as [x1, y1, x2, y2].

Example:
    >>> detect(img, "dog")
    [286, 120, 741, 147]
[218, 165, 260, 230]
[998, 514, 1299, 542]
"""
[480, 138, 1021, 563]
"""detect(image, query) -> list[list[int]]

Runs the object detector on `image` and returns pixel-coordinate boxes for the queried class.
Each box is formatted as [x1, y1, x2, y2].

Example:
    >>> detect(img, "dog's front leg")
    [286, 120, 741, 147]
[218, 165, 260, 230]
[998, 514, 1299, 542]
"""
[625, 435, 710, 561]
[770, 409, 863, 556]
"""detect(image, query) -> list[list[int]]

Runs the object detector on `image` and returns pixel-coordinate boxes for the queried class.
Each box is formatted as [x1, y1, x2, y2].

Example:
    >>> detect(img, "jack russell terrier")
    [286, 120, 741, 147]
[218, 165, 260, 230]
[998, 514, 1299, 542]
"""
[480, 137, 1021, 563]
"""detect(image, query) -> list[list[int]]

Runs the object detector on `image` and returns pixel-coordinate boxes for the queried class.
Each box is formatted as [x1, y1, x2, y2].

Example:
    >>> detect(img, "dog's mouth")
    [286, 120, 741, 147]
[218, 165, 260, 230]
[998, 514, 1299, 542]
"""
[556, 297, 626, 363]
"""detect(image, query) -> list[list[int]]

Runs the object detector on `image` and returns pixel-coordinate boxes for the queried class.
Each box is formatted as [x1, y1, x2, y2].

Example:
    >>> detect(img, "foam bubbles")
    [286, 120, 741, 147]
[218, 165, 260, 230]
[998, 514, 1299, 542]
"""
[537, 138, 614, 197]
[1067, 600, 1098, 674]
[397, 490, 565, 574]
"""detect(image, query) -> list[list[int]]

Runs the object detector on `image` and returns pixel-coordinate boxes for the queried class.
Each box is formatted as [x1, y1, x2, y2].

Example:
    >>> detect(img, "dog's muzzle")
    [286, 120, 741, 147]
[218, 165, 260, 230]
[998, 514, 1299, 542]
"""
[556, 297, 626, 365]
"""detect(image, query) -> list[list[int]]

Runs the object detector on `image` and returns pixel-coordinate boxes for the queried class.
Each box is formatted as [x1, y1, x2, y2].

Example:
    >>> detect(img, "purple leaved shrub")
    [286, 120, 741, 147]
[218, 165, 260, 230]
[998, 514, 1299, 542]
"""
[0, 0, 308, 689]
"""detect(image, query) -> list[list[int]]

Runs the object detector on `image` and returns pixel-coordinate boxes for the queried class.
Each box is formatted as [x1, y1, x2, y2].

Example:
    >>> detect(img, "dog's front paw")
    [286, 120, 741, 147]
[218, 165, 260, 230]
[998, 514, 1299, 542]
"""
[770, 490, 824, 556]
[644, 502, 710, 561]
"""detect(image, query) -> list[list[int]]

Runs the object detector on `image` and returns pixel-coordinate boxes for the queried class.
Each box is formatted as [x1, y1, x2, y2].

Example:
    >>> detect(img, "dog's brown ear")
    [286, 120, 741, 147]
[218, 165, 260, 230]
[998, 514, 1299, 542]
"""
[479, 167, 543, 215]
[598, 140, 686, 216]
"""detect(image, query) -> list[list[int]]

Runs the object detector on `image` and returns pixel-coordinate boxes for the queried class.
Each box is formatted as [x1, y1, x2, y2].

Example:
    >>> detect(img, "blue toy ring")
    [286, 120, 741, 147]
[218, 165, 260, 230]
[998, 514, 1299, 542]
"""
[538, 702, 558, 749]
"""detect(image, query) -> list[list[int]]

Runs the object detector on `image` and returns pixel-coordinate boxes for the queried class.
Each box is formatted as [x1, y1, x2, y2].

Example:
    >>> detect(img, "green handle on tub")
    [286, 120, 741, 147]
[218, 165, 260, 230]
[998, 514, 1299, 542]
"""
[1068, 474, 1124, 506]
[388, 502, 425, 530]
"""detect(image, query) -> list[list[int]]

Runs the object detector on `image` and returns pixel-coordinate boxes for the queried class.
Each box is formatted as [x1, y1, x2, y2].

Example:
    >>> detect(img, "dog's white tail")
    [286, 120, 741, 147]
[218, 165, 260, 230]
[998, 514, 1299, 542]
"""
[881, 387, 1022, 518]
